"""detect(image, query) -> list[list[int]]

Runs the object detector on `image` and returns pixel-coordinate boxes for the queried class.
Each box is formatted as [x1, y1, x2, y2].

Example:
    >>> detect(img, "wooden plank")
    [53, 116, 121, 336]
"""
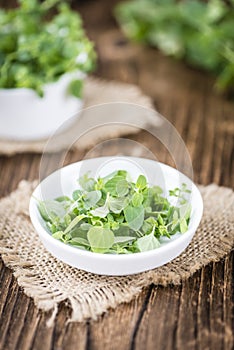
[0, 272, 20, 349]
[15, 301, 40, 350]
[60, 320, 88, 350]
[176, 274, 200, 350]
[2, 291, 30, 350]
[89, 287, 151, 350]
[197, 264, 213, 350]
[223, 252, 234, 350]
[210, 260, 225, 350]
[134, 285, 181, 350]
[0, 262, 12, 319]
[30, 312, 54, 350]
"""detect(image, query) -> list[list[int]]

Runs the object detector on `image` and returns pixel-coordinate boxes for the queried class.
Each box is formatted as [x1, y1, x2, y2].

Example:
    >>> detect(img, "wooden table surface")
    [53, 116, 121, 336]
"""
[0, 1, 233, 349]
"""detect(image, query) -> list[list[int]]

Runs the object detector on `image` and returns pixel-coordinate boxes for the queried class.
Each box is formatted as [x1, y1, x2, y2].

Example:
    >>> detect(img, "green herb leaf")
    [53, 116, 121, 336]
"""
[179, 203, 192, 221]
[68, 237, 90, 247]
[124, 205, 144, 231]
[72, 189, 82, 201]
[64, 214, 86, 234]
[52, 231, 64, 240]
[132, 192, 143, 207]
[38, 199, 66, 222]
[87, 227, 114, 253]
[114, 236, 136, 244]
[104, 175, 127, 196]
[109, 196, 128, 214]
[83, 190, 102, 209]
[136, 233, 160, 252]
[68, 79, 83, 99]
[79, 173, 96, 191]
[136, 175, 147, 189]
[90, 194, 109, 218]
[116, 179, 129, 196]
[179, 217, 188, 233]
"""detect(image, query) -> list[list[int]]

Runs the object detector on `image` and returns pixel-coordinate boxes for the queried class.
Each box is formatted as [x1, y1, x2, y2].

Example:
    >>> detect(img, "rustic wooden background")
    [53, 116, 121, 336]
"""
[0, 0, 233, 349]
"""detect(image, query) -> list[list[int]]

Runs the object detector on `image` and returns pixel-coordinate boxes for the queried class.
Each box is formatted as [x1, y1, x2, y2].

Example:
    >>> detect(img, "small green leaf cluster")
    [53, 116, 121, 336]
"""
[38, 170, 191, 254]
[0, 0, 96, 97]
[115, 0, 234, 95]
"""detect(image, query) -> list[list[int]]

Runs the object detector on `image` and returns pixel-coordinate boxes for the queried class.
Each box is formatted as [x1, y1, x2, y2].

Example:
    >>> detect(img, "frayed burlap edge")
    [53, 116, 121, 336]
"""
[0, 77, 156, 156]
[0, 181, 233, 324]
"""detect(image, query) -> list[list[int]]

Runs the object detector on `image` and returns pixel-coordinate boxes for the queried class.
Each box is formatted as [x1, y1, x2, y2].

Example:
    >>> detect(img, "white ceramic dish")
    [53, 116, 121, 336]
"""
[0, 71, 84, 141]
[29, 156, 203, 276]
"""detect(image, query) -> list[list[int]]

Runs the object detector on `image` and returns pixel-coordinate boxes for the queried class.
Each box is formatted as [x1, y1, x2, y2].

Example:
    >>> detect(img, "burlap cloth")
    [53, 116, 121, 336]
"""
[0, 77, 155, 156]
[0, 181, 233, 324]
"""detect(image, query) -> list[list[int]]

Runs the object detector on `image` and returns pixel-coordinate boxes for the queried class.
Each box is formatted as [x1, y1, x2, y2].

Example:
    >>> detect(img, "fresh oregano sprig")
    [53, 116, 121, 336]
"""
[115, 0, 234, 96]
[38, 170, 192, 254]
[0, 0, 96, 97]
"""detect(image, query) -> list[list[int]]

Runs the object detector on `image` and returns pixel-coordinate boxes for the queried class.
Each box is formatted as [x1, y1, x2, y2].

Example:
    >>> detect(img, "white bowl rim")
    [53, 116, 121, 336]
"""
[0, 71, 84, 96]
[0, 79, 61, 95]
[29, 156, 203, 262]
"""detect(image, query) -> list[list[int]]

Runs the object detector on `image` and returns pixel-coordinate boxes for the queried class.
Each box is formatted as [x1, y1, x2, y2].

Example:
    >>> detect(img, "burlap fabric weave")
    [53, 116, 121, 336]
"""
[0, 77, 155, 156]
[0, 181, 233, 324]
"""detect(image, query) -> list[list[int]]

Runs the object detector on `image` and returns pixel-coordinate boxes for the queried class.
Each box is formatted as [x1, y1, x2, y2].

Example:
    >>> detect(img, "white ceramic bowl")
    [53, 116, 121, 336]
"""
[29, 157, 203, 276]
[0, 71, 84, 140]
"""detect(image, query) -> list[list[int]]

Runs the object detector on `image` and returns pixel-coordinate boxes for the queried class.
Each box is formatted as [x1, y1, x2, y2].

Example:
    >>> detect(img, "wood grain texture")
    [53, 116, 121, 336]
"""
[0, 0, 233, 349]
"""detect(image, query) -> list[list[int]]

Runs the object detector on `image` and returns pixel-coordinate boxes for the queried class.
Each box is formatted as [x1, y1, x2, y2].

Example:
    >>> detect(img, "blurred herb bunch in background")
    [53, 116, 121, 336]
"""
[115, 0, 234, 95]
[0, 0, 96, 97]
